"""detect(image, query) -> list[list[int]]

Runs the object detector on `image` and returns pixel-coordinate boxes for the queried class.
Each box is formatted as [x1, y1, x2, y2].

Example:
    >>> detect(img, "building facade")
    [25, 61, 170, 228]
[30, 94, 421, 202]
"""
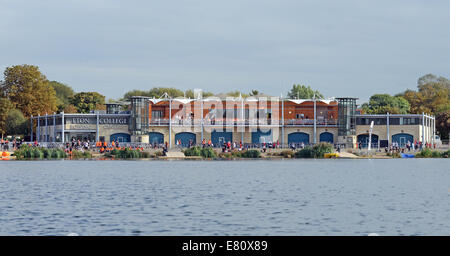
[31, 96, 436, 148]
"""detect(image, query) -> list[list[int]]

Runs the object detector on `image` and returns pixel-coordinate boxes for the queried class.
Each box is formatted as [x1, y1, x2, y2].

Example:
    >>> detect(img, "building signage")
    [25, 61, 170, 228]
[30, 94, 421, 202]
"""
[68, 116, 128, 125]
[99, 118, 128, 124]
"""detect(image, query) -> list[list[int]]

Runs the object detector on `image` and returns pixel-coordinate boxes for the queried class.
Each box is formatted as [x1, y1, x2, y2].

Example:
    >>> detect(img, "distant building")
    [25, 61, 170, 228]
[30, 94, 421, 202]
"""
[30, 96, 436, 148]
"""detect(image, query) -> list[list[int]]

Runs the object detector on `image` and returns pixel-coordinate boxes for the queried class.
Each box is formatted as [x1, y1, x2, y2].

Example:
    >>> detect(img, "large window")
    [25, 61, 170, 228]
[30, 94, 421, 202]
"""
[403, 118, 419, 125]
[152, 110, 163, 119]
[357, 118, 386, 125]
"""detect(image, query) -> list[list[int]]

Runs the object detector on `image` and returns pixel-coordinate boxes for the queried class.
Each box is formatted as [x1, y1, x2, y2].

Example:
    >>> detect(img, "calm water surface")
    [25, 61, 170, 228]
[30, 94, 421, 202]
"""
[0, 159, 449, 235]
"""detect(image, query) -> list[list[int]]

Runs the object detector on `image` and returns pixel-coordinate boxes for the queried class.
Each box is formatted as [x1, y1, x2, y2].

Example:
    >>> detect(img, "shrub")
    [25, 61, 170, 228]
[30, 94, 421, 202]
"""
[280, 150, 294, 158]
[295, 147, 314, 158]
[312, 142, 334, 158]
[219, 152, 232, 159]
[241, 149, 261, 158]
[200, 147, 217, 158]
[184, 146, 203, 157]
[442, 149, 450, 158]
[431, 150, 442, 158]
[70, 150, 84, 159]
[295, 143, 334, 158]
[231, 151, 242, 158]
[184, 146, 217, 158]
[140, 151, 151, 158]
[415, 148, 441, 158]
[42, 148, 50, 158]
[387, 152, 401, 158]
[83, 151, 93, 159]
[32, 148, 43, 159]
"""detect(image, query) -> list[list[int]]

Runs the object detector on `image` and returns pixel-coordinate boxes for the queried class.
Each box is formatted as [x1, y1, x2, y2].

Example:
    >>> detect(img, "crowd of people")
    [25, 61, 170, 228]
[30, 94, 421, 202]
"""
[1, 138, 25, 151]
[384, 140, 437, 154]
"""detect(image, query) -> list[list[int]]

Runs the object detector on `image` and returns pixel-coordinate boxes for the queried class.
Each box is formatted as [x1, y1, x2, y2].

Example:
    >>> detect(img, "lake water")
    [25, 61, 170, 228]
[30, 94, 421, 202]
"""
[0, 159, 449, 236]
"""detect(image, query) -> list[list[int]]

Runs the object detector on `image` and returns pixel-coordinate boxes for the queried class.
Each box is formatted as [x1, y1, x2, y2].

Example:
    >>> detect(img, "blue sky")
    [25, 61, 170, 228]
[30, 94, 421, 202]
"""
[1, 0, 449, 102]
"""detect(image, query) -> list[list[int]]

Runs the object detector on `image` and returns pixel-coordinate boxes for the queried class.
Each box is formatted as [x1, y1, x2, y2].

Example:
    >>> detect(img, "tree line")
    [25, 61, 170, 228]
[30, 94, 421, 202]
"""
[0, 65, 106, 138]
[0, 64, 448, 140]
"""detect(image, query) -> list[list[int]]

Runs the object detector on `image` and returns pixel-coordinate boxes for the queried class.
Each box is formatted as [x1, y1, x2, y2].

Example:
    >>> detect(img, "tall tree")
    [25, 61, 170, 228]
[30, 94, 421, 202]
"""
[361, 94, 410, 114]
[0, 64, 58, 117]
[70, 92, 105, 113]
[287, 84, 323, 99]
[399, 74, 450, 139]
[399, 74, 449, 114]
[6, 109, 28, 136]
[49, 81, 74, 112]
[0, 97, 14, 138]
[435, 109, 450, 140]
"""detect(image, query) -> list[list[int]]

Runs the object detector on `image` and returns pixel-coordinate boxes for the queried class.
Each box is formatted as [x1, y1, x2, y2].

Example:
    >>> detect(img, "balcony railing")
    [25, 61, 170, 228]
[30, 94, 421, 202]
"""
[149, 118, 338, 126]
[283, 119, 338, 126]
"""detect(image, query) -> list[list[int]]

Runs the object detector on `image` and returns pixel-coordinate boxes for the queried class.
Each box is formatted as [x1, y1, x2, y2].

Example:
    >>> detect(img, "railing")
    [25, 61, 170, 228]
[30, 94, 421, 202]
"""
[149, 118, 338, 126]
[284, 119, 338, 126]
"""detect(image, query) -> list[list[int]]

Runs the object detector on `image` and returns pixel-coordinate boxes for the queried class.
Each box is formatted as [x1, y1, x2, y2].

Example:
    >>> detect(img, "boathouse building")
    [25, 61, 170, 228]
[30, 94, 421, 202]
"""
[30, 96, 436, 148]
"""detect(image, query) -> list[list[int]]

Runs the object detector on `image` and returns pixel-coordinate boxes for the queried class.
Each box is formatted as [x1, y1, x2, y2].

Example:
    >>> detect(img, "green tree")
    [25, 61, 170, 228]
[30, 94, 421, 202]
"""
[361, 94, 410, 114]
[0, 64, 58, 117]
[226, 90, 249, 98]
[122, 87, 185, 101]
[435, 109, 450, 140]
[70, 92, 105, 113]
[6, 109, 28, 136]
[122, 89, 152, 101]
[249, 90, 259, 96]
[184, 89, 215, 98]
[287, 84, 323, 99]
[400, 74, 450, 114]
[49, 81, 74, 112]
[0, 97, 14, 137]
[398, 74, 450, 139]
[63, 104, 78, 113]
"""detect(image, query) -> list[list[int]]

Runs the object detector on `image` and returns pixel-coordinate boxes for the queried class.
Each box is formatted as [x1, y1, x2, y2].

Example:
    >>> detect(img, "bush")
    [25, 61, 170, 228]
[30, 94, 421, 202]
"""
[431, 150, 442, 158]
[295, 143, 334, 158]
[184, 146, 217, 158]
[241, 149, 261, 158]
[218, 152, 232, 159]
[32, 148, 44, 159]
[295, 147, 314, 158]
[387, 152, 401, 158]
[70, 150, 84, 159]
[279, 150, 294, 158]
[107, 148, 146, 159]
[140, 151, 151, 158]
[200, 147, 217, 158]
[83, 151, 93, 159]
[184, 146, 203, 157]
[415, 148, 443, 158]
[51, 148, 66, 158]
[442, 149, 450, 158]
[231, 151, 242, 158]
[312, 142, 334, 158]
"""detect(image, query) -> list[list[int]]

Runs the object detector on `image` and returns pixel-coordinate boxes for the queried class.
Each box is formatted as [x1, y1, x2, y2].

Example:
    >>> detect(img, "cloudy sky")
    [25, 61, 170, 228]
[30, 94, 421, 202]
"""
[1, 0, 449, 102]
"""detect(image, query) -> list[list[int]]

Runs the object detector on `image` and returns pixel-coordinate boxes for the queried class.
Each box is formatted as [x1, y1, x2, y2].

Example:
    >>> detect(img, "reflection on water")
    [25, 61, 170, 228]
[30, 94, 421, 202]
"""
[0, 159, 449, 235]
